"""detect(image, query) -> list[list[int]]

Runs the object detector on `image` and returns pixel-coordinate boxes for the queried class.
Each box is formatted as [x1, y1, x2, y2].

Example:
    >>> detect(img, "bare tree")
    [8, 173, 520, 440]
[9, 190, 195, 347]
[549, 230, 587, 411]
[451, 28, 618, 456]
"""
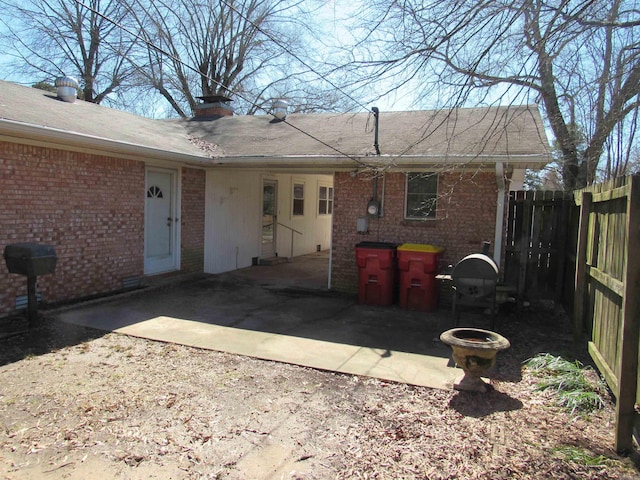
[345, 0, 640, 189]
[0, 0, 348, 117]
[128, 0, 332, 117]
[0, 0, 140, 104]
[601, 96, 639, 180]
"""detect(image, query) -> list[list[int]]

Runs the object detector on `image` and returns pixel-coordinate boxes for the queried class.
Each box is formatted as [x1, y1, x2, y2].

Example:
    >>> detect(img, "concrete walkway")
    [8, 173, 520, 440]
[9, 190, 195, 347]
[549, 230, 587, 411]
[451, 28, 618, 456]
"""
[57, 253, 464, 390]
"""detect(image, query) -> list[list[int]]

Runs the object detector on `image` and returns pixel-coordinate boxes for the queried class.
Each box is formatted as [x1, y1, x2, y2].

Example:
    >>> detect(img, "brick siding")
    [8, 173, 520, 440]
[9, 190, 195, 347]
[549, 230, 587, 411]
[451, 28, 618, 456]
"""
[180, 167, 205, 273]
[331, 171, 499, 293]
[0, 143, 206, 317]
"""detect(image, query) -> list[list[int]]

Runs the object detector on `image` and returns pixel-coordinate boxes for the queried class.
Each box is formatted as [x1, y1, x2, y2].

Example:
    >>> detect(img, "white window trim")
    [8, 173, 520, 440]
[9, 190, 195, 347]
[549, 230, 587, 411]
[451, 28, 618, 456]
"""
[404, 172, 439, 220]
[317, 183, 334, 216]
[292, 180, 305, 217]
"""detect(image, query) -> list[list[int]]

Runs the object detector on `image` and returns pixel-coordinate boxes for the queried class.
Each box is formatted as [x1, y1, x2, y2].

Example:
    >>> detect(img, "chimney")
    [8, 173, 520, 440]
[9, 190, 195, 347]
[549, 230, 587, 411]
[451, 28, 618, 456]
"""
[55, 76, 79, 103]
[195, 95, 233, 118]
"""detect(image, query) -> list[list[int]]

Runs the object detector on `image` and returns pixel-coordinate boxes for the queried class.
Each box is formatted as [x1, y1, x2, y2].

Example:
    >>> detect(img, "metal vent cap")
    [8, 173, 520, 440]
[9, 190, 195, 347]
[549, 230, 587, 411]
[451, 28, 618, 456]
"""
[55, 76, 79, 103]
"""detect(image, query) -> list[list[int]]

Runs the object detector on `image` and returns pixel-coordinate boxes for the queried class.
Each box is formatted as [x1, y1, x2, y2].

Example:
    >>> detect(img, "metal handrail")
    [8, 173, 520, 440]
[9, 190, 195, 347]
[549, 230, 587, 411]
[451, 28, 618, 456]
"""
[277, 222, 302, 235]
[277, 222, 302, 259]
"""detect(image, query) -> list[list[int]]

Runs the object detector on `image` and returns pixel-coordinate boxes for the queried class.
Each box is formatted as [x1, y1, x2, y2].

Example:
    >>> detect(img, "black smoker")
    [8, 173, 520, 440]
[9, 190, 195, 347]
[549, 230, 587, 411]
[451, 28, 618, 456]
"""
[4, 243, 57, 325]
[451, 244, 499, 328]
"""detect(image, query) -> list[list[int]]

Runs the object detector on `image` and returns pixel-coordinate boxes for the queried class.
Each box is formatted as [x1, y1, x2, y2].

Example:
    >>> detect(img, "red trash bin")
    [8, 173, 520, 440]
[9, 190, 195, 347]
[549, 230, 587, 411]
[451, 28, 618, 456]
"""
[355, 242, 397, 306]
[397, 243, 444, 311]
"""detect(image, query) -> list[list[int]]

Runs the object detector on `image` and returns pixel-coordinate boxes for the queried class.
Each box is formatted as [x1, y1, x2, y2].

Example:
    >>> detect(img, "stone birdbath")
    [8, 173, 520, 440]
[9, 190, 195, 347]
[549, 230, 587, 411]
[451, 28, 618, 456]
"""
[440, 327, 510, 393]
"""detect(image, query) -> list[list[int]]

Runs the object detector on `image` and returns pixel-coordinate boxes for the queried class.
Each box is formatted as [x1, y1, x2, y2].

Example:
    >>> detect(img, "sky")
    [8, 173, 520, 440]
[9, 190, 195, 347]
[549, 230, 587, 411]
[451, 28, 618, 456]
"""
[0, 0, 415, 114]
[311, 1, 415, 112]
[0, 0, 529, 116]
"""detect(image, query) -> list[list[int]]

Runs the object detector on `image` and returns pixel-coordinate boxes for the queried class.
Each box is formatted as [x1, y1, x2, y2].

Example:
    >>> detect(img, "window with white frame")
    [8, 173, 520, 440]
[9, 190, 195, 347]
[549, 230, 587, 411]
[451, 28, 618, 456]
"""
[318, 185, 333, 215]
[405, 172, 438, 219]
[293, 182, 305, 216]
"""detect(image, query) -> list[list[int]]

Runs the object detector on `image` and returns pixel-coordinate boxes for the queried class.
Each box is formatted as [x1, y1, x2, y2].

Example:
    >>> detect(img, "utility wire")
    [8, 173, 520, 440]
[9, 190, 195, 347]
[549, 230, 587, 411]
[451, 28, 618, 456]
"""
[70, 0, 369, 165]
[218, 0, 372, 114]
[218, 0, 388, 163]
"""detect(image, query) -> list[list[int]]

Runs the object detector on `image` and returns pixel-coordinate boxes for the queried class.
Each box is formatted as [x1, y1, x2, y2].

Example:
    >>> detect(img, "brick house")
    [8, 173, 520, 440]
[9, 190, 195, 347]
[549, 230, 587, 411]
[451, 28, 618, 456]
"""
[0, 80, 550, 317]
[180, 105, 551, 293]
[0, 81, 211, 316]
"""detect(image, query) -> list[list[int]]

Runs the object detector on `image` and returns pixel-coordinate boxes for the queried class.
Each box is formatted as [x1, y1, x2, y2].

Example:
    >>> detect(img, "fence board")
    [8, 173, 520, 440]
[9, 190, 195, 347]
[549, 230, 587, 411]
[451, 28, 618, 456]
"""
[561, 204, 580, 313]
[505, 190, 572, 301]
[508, 179, 639, 451]
[573, 175, 640, 452]
[518, 193, 532, 298]
[615, 175, 640, 451]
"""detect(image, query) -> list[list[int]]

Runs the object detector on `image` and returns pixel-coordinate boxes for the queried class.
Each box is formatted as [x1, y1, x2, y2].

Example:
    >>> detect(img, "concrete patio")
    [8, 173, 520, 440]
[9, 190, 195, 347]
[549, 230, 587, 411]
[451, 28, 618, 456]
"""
[57, 252, 478, 390]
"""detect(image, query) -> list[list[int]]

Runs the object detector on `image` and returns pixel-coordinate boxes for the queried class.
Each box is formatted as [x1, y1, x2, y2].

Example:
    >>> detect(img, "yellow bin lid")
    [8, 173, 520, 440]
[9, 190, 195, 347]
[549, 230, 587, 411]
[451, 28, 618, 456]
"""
[397, 243, 444, 253]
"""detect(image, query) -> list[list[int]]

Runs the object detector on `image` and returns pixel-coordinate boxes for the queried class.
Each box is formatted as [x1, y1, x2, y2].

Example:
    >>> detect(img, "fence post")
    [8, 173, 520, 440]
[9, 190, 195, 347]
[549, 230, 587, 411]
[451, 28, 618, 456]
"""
[615, 175, 640, 452]
[573, 191, 591, 344]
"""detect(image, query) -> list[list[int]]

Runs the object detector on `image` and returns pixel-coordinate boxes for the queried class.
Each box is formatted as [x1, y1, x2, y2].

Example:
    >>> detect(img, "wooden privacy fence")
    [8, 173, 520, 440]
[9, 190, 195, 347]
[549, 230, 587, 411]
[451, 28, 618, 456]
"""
[573, 175, 640, 452]
[504, 190, 574, 302]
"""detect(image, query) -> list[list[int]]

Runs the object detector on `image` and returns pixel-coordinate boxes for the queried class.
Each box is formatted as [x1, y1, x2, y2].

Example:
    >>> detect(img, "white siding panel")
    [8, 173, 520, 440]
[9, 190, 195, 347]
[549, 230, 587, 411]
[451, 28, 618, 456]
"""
[274, 174, 333, 257]
[204, 171, 333, 273]
[204, 170, 261, 273]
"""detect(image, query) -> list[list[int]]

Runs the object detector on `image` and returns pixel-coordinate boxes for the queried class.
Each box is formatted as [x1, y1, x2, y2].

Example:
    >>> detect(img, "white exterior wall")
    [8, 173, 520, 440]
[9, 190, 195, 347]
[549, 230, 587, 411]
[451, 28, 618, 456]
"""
[204, 170, 262, 273]
[204, 170, 333, 274]
[509, 169, 526, 191]
[273, 174, 333, 258]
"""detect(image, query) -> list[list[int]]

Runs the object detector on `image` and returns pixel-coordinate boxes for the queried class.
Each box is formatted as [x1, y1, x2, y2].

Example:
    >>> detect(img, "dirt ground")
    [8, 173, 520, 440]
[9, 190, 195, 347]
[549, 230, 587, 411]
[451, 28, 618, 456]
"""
[0, 301, 639, 479]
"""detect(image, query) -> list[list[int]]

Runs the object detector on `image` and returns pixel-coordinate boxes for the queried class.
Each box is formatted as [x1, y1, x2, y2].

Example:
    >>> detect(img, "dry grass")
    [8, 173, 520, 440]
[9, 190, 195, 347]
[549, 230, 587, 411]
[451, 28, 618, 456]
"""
[0, 302, 638, 479]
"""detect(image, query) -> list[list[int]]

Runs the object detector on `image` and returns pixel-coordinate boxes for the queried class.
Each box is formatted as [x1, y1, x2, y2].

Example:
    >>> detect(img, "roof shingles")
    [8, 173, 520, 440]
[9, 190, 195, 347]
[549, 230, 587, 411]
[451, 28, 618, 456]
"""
[0, 80, 550, 169]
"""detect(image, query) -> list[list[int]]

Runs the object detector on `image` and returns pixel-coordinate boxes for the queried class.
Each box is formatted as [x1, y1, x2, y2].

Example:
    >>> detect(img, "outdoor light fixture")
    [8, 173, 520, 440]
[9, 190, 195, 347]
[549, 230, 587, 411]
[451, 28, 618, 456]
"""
[272, 99, 288, 121]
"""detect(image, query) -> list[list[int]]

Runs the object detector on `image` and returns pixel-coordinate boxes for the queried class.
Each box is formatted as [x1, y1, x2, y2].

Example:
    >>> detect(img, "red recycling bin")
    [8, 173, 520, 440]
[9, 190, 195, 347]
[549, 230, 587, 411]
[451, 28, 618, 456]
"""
[355, 242, 397, 306]
[398, 243, 444, 311]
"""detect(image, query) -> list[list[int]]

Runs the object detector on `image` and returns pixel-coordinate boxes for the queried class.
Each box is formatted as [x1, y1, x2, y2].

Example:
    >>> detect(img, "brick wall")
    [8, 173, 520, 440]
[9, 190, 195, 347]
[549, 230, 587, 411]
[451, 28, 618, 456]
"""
[0, 142, 145, 316]
[331, 171, 499, 293]
[180, 167, 205, 272]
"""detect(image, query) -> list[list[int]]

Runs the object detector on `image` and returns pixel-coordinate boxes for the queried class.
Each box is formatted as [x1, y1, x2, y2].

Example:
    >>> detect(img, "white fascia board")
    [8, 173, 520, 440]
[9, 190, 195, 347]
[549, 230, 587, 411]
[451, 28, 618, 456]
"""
[208, 153, 551, 171]
[1, 118, 551, 171]
[0, 118, 213, 167]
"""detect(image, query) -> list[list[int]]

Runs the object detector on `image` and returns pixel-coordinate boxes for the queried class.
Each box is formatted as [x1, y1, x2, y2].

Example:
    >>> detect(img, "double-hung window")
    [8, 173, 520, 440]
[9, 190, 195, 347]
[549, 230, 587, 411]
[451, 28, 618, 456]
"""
[293, 182, 305, 216]
[318, 185, 333, 215]
[405, 173, 438, 219]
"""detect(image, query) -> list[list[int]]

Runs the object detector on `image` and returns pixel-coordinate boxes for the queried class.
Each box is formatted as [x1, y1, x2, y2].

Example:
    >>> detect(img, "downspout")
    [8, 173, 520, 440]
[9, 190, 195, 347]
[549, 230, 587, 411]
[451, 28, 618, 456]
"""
[328, 202, 334, 290]
[493, 162, 506, 267]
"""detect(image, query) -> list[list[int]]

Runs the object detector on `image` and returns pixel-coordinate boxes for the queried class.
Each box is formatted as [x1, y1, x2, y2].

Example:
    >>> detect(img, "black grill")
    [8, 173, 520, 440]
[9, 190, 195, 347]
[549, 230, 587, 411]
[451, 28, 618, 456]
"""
[4, 243, 57, 325]
[452, 253, 499, 328]
[4, 243, 57, 277]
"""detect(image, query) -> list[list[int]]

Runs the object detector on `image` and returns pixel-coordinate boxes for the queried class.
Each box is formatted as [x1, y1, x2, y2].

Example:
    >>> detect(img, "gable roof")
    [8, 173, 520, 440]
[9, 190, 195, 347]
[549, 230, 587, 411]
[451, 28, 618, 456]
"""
[176, 105, 551, 171]
[0, 80, 209, 165]
[0, 80, 550, 171]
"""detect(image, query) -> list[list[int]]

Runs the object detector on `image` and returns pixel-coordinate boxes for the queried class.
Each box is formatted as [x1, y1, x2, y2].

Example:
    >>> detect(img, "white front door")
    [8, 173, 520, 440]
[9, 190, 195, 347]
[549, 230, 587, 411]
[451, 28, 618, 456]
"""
[145, 168, 178, 274]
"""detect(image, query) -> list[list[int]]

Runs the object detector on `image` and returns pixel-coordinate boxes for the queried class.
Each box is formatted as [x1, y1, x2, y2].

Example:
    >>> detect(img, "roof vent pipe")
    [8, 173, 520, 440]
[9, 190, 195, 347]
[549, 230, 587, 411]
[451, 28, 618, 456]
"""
[371, 107, 380, 155]
[55, 76, 79, 103]
[272, 99, 288, 121]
